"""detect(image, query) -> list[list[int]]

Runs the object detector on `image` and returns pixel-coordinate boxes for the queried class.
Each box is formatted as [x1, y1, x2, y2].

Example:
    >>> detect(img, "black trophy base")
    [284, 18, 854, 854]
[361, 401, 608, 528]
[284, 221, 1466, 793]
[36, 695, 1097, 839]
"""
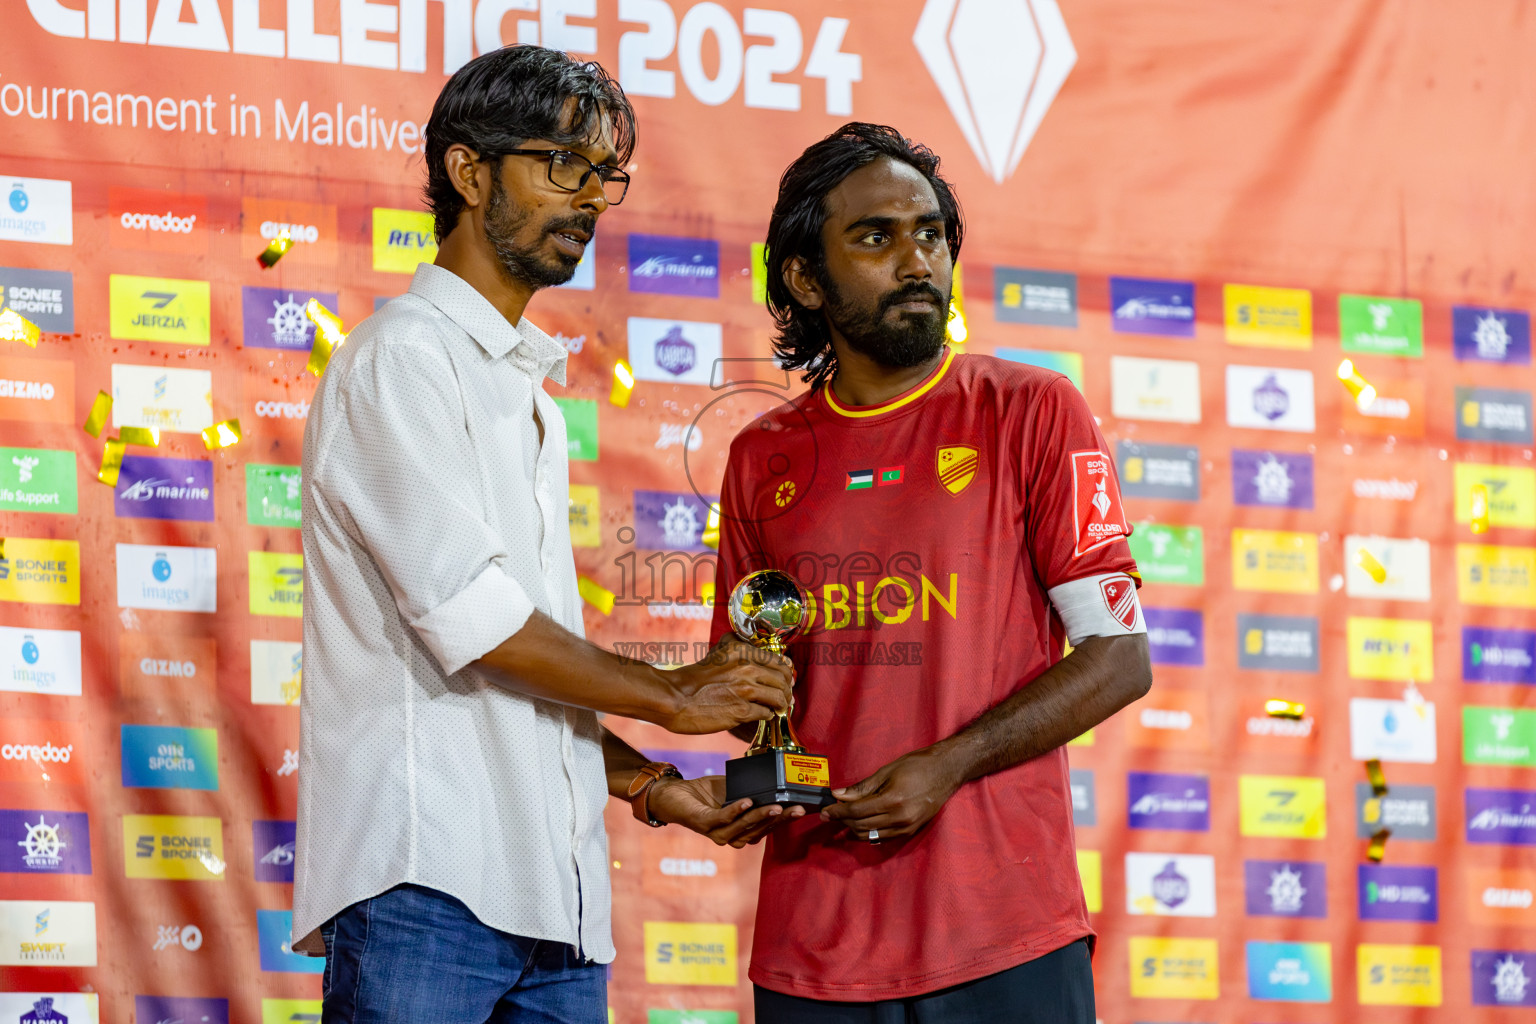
[725, 749, 834, 809]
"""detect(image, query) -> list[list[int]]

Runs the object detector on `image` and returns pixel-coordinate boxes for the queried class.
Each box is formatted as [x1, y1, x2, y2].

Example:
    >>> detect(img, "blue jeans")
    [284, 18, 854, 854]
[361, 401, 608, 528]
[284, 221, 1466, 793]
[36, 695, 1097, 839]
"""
[320, 884, 606, 1024]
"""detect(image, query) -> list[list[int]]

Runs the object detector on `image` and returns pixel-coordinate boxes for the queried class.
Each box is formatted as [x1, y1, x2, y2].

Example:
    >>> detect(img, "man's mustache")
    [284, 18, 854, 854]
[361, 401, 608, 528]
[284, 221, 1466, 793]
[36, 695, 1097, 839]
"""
[879, 283, 948, 314]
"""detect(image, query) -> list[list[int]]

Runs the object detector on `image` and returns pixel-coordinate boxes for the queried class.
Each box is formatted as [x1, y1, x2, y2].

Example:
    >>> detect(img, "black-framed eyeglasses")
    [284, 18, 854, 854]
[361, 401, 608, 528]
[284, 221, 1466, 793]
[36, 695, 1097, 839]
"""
[503, 148, 630, 205]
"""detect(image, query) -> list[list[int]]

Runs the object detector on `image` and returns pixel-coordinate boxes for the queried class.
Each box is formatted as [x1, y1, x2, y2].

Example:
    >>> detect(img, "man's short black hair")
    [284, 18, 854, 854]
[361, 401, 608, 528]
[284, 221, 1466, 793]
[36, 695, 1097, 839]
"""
[764, 123, 964, 390]
[424, 45, 636, 242]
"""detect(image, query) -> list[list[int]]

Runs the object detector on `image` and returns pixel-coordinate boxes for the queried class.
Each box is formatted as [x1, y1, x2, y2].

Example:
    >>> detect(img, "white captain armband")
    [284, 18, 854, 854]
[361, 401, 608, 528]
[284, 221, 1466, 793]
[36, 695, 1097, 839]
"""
[1047, 572, 1146, 645]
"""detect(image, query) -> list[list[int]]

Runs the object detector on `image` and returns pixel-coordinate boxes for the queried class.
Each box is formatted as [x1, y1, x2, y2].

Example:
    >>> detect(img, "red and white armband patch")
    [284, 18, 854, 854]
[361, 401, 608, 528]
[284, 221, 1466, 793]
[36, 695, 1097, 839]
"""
[1048, 572, 1146, 643]
[1070, 450, 1130, 557]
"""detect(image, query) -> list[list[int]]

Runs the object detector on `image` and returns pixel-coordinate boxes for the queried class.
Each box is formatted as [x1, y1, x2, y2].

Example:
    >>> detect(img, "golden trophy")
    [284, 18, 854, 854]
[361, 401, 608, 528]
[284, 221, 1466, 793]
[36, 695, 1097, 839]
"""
[723, 569, 833, 808]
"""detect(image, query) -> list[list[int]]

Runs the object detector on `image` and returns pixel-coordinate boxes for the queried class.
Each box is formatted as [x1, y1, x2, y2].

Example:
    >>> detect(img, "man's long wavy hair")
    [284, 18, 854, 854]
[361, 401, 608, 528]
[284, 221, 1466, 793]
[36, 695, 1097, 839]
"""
[764, 123, 964, 390]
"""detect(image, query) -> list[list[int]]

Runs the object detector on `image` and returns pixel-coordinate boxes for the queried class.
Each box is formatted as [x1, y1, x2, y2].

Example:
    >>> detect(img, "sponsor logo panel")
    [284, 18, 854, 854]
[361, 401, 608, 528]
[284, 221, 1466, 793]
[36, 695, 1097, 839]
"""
[1226, 365, 1316, 432]
[0, 538, 80, 606]
[253, 820, 296, 883]
[372, 208, 438, 273]
[257, 909, 323, 973]
[0, 626, 82, 696]
[627, 318, 723, 387]
[251, 640, 303, 707]
[1070, 769, 1096, 827]
[1454, 462, 1536, 528]
[1340, 294, 1423, 357]
[1125, 852, 1216, 916]
[1127, 772, 1210, 832]
[246, 464, 301, 528]
[109, 186, 206, 254]
[1457, 387, 1533, 444]
[0, 900, 96, 965]
[120, 726, 219, 791]
[1239, 775, 1326, 838]
[111, 364, 213, 434]
[241, 286, 338, 351]
[0, 719, 87, 786]
[135, 998, 228, 1024]
[1109, 356, 1200, 423]
[0, 994, 99, 1022]
[261, 999, 323, 1024]
[1468, 868, 1536, 926]
[119, 633, 214, 700]
[1454, 305, 1531, 364]
[551, 398, 598, 462]
[995, 348, 1084, 390]
[1466, 788, 1536, 845]
[568, 484, 600, 548]
[1231, 529, 1318, 594]
[1109, 276, 1195, 337]
[1346, 617, 1433, 681]
[1459, 543, 1536, 607]
[1464, 705, 1536, 766]
[242, 197, 337, 269]
[1127, 523, 1203, 585]
[108, 275, 211, 345]
[1243, 860, 1327, 918]
[1359, 864, 1438, 922]
[1116, 442, 1199, 500]
[1246, 940, 1332, 1002]
[634, 490, 718, 553]
[1143, 609, 1205, 669]
[627, 234, 720, 298]
[1472, 949, 1536, 1007]
[1077, 850, 1101, 913]
[0, 447, 76, 514]
[994, 267, 1077, 327]
[1231, 449, 1313, 508]
[1464, 626, 1536, 685]
[1223, 283, 1312, 349]
[1344, 535, 1431, 601]
[0, 355, 74, 423]
[1356, 783, 1436, 840]
[1237, 614, 1319, 672]
[114, 455, 213, 522]
[1349, 697, 1437, 764]
[1069, 450, 1128, 556]
[250, 552, 304, 618]
[116, 543, 216, 613]
[1124, 687, 1208, 749]
[0, 809, 91, 875]
[1341, 376, 1425, 437]
[1357, 944, 1442, 1007]
[0, 267, 73, 333]
[643, 922, 738, 986]
[641, 828, 738, 898]
[1127, 936, 1219, 999]
[0, 176, 72, 245]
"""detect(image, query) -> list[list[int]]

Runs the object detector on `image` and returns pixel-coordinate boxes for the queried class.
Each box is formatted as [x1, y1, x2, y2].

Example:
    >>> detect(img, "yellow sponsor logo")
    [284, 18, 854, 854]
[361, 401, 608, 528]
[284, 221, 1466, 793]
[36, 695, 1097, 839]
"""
[372, 208, 438, 273]
[1458, 543, 1536, 608]
[1224, 284, 1312, 349]
[644, 922, 737, 986]
[1231, 529, 1318, 593]
[1346, 617, 1433, 681]
[249, 551, 304, 618]
[123, 814, 225, 880]
[569, 484, 600, 548]
[262, 1000, 322, 1024]
[1455, 463, 1536, 528]
[1067, 728, 1094, 747]
[0, 536, 80, 605]
[1077, 850, 1102, 913]
[109, 274, 211, 346]
[1357, 944, 1442, 1006]
[1239, 774, 1326, 838]
[1128, 936, 1219, 1000]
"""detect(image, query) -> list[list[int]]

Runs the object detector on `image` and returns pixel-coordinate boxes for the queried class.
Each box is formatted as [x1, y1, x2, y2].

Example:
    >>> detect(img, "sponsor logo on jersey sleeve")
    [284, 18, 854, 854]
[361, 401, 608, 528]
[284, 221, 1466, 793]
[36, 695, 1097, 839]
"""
[1464, 626, 1536, 684]
[1357, 783, 1436, 840]
[1231, 529, 1318, 593]
[1457, 387, 1533, 444]
[644, 922, 737, 986]
[0, 810, 91, 875]
[1454, 306, 1531, 364]
[1340, 294, 1423, 357]
[627, 318, 722, 387]
[372, 208, 438, 273]
[1240, 775, 1326, 838]
[1231, 449, 1313, 508]
[0, 626, 82, 697]
[1464, 706, 1536, 766]
[120, 726, 218, 791]
[1243, 860, 1327, 918]
[1127, 772, 1209, 831]
[1224, 284, 1312, 349]
[0, 538, 80, 606]
[1458, 543, 1536, 607]
[0, 177, 72, 245]
[1350, 697, 1437, 764]
[109, 186, 206, 254]
[1127, 936, 1219, 999]
[1109, 356, 1201, 423]
[1357, 944, 1442, 1006]
[1070, 450, 1128, 555]
[0, 447, 77, 514]
[250, 552, 303, 618]
[1466, 788, 1536, 845]
[1125, 853, 1215, 916]
[111, 364, 213, 434]
[1116, 441, 1199, 500]
[242, 197, 337, 269]
[1110, 277, 1195, 337]
[0, 900, 95, 965]
[995, 268, 1078, 327]
[1455, 462, 1536, 528]
[0, 267, 73, 333]
[1226, 365, 1315, 432]
[0, 355, 74, 424]
[1346, 617, 1433, 681]
[1246, 940, 1332, 1002]
[241, 287, 337, 351]
[108, 275, 211, 346]
[627, 234, 720, 298]
[996, 348, 1084, 390]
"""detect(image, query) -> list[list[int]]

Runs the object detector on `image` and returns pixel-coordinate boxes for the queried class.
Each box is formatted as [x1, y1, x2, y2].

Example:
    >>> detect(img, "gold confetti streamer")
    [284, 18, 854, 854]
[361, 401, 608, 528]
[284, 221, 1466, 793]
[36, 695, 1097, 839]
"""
[610, 360, 635, 407]
[1367, 827, 1391, 862]
[1265, 698, 1305, 720]
[701, 501, 721, 550]
[118, 425, 160, 448]
[0, 538, 5, 561]
[1356, 546, 1388, 584]
[699, 581, 715, 606]
[256, 228, 294, 268]
[946, 261, 968, 346]
[1336, 358, 1377, 410]
[97, 437, 127, 486]
[304, 298, 347, 376]
[1366, 757, 1388, 797]
[577, 575, 615, 615]
[201, 418, 242, 450]
[0, 308, 40, 347]
[1470, 483, 1490, 534]
[83, 391, 112, 438]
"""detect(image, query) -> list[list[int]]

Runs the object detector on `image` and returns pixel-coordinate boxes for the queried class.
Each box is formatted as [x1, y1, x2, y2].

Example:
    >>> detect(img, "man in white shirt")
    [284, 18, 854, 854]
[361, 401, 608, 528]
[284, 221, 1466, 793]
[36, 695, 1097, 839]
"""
[294, 46, 795, 1024]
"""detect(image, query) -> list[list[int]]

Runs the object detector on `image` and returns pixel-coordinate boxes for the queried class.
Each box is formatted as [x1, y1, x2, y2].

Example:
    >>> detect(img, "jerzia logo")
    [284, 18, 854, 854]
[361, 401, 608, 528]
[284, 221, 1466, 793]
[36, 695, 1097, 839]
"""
[913, 0, 1077, 183]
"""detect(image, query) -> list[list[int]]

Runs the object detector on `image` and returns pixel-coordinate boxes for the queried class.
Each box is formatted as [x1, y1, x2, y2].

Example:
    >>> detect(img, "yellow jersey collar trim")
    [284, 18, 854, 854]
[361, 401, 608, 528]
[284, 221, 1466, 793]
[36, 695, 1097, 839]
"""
[823, 347, 956, 419]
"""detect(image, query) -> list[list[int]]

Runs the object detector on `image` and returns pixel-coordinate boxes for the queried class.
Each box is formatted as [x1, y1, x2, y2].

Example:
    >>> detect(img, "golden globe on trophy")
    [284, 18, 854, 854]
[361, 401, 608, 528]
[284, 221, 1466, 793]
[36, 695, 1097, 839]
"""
[723, 569, 833, 808]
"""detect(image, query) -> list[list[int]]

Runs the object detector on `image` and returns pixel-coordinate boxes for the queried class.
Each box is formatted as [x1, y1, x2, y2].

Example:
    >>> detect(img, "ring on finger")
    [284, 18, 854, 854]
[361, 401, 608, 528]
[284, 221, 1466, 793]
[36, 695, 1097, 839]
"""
[866, 828, 881, 844]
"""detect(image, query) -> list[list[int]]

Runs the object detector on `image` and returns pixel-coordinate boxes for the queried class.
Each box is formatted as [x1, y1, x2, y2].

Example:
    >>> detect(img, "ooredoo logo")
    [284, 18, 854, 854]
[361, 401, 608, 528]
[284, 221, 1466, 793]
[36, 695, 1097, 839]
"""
[0, 719, 87, 786]
[109, 187, 207, 254]
[913, 0, 1077, 183]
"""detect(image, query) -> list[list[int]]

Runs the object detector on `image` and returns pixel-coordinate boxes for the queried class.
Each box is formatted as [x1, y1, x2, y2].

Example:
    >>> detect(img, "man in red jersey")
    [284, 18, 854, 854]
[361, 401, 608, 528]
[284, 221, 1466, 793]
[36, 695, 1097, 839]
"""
[706, 123, 1154, 1022]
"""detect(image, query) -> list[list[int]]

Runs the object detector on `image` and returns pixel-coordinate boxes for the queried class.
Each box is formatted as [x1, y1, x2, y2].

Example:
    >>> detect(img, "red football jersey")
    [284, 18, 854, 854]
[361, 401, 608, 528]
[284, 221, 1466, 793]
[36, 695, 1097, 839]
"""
[709, 349, 1140, 1000]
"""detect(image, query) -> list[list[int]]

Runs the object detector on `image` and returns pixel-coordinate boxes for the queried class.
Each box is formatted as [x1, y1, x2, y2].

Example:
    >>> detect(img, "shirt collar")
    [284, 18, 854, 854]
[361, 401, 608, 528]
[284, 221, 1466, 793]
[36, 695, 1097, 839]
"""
[408, 262, 568, 386]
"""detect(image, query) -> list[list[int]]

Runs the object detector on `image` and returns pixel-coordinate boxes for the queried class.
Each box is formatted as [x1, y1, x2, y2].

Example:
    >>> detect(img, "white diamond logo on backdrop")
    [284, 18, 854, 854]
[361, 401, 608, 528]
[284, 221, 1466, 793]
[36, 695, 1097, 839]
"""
[913, 0, 1078, 183]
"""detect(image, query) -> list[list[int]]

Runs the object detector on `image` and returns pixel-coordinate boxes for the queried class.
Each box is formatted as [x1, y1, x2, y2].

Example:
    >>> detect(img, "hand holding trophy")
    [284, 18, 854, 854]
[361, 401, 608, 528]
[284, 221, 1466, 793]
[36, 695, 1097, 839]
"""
[723, 569, 834, 808]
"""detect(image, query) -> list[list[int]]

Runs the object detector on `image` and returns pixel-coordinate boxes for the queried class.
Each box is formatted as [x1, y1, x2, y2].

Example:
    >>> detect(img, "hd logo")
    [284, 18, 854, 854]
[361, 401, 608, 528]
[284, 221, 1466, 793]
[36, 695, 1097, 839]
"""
[108, 275, 211, 345]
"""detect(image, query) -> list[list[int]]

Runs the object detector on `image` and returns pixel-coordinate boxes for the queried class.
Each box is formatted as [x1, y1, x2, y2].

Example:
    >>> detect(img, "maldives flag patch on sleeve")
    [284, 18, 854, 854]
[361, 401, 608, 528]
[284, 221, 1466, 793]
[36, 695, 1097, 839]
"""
[1070, 449, 1130, 557]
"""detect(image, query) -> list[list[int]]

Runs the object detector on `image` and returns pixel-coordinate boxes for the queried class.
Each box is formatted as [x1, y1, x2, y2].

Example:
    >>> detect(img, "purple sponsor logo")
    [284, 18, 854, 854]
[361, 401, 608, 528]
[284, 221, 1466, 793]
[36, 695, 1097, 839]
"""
[241, 286, 338, 351]
[1359, 864, 1438, 922]
[1110, 276, 1196, 337]
[1473, 949, 1536, 1007]
[1128, 772, 1210, 831]
[633, 490, 718, 553]
[1243, 859, 1327, 918]
[1252, 374, 1290, 421]
[1466, 788, 1536, 845]
[653, 326, 697, 376]
[1464, 626, 1536, 684]
[1232, 450, 1314, 509]
[1454, 306, 1531, 365]
[627, 234, 720, 298]
[0, 808, 91, 874]
[114, 455, 213, 522]
[134, 996, 229, 1024]
[1144, 608, 1204, 666]
[643, 748, 728, 779]
[252, 819, 295, 883]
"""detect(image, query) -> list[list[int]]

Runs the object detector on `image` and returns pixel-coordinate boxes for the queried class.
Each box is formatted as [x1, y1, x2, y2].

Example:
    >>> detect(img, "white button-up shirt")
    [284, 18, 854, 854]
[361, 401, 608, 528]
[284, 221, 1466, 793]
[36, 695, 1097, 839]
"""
[293, 263, 612, 961]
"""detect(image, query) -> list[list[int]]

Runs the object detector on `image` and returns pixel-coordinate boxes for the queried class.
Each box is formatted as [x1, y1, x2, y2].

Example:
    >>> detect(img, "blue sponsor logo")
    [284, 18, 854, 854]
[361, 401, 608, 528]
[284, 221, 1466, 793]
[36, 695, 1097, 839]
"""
[1243, 859, 1327, 918]
[1464, 626, 1536, 684]
[1144, 608, 1204, 666]
[252, 819, 296, 883]
[114, 456, 214, 522]
[1127, 772, 1210, 831]
[1472, 949, 1536, 1006]
[627, 234, 719, 298]
[0, 808, 91, 874]
[241, 286, 338, 351]
[120, 724, 219, 791]
[633, 490, 718, 553]
[1110, 276, 1196, 337]
[1231, 449, 1314, 508]
[1246, 941, 1332, 1002]
[1454, 306, 1531, 364]
[1358, 864, 1438, 921]
[1466, 788, 1536, 845]
[258, 908, 324, 973]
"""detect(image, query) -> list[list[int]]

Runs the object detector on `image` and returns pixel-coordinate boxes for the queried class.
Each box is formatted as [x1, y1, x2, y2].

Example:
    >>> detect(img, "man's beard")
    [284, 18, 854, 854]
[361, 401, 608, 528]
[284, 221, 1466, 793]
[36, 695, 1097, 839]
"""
[822, 276, 950, 370]
[484, 175, 593, 290]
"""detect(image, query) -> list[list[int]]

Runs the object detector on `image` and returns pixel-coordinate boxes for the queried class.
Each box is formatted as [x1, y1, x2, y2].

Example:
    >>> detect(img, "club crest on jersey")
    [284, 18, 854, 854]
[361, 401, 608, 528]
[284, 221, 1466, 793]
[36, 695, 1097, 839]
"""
[1071, 449, 1130, 557]
[937, 445, 979, 495]
[1100, 575, 1138, 630]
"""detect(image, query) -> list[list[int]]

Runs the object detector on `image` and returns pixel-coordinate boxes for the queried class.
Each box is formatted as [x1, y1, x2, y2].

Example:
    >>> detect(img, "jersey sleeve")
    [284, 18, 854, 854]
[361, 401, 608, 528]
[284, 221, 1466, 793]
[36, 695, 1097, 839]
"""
[1023, 377, 1146, 643]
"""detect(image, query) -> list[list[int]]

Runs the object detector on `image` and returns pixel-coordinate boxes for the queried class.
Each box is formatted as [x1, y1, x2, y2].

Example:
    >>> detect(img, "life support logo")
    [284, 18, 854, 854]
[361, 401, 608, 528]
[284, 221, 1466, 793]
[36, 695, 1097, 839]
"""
[912, 0, 1076, 184]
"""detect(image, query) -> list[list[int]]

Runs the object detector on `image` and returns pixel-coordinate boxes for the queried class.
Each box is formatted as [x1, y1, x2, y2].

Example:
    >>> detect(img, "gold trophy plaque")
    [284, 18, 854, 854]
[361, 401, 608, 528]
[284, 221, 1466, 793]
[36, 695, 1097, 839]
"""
[722, 569, 833, 808]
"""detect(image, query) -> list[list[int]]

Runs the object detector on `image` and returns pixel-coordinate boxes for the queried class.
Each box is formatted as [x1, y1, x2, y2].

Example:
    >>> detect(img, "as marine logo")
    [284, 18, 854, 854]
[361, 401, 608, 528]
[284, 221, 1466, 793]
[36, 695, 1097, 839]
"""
[936, 444, 978, 495]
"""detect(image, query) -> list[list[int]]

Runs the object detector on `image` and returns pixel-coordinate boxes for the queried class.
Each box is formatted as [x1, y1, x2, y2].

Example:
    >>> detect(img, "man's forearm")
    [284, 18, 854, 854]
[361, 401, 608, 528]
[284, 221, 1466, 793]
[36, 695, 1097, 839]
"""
[930, 633, 1152, 784]
[601, 726, 652, 798]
